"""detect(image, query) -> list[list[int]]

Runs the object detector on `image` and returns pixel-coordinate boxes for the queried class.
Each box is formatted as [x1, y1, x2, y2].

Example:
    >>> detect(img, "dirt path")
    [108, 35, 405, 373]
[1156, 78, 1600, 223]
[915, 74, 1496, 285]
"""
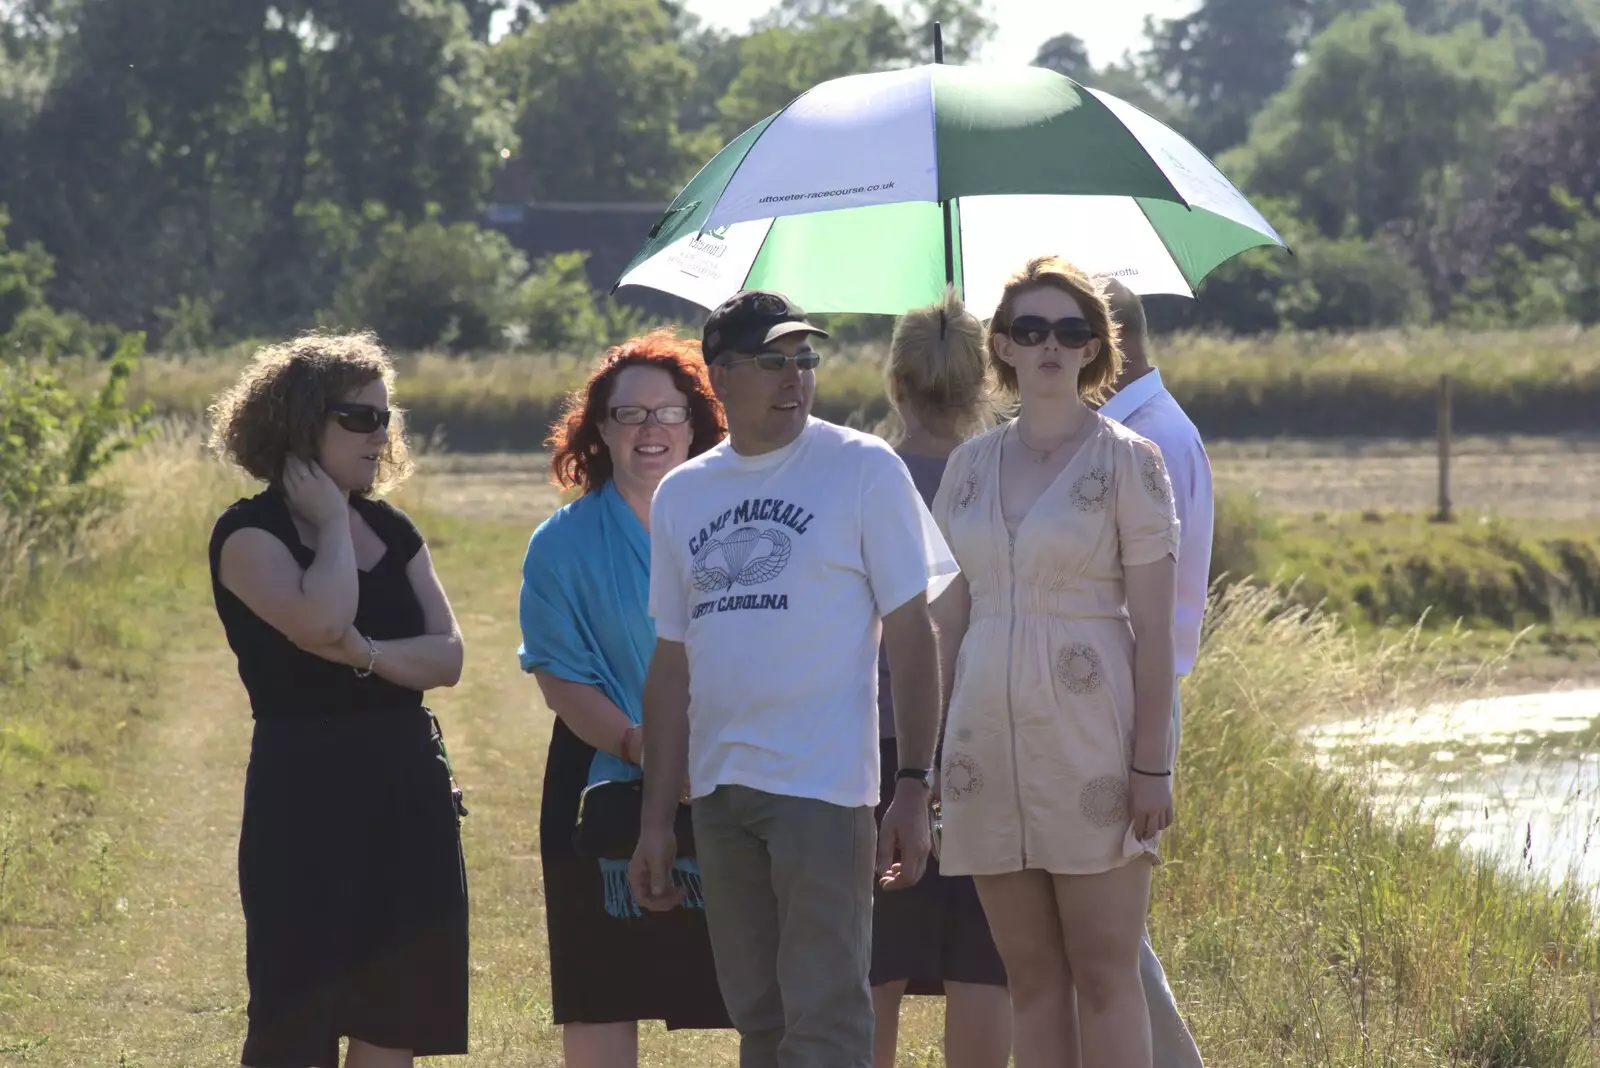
[0, 629, 259, 1063]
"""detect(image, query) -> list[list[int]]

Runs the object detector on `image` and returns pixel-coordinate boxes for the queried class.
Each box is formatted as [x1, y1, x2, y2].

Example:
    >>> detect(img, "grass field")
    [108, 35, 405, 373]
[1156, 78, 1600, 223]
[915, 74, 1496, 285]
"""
[3, 432, 1600, 1066]
[105, 325, 1600, 450]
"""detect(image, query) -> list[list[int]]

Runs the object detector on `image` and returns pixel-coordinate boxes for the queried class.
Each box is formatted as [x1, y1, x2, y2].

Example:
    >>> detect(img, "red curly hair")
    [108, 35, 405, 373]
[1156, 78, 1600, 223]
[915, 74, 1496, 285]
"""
[548, 328, 727, 494]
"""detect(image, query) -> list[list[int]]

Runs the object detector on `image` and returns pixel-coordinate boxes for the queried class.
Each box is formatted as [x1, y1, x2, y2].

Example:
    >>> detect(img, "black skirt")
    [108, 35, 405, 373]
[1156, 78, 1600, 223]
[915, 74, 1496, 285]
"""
[543, 854, 731, 1029]
[871, 739, 1007, 994]
[238, 707, 469, 1067]
[539, 718, 728, 1029]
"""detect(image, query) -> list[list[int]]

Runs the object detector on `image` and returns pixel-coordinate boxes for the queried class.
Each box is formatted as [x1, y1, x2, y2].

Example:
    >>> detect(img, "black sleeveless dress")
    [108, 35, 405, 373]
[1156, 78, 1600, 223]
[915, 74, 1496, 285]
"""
[208, 486, 469, 1067]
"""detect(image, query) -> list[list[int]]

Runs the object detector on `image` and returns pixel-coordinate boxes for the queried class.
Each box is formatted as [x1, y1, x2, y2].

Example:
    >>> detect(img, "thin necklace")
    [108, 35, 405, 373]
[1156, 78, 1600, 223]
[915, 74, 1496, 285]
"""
[1012, 418, 1083, 465]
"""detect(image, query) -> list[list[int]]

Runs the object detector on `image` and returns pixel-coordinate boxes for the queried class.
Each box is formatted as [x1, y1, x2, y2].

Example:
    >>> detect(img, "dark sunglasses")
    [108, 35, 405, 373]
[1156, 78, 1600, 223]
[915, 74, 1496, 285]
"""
[723, 348, 822, 372]
[327, 403, 391, 434]
[1007, 316, 1096, 349]
[609, 404, 690, 426]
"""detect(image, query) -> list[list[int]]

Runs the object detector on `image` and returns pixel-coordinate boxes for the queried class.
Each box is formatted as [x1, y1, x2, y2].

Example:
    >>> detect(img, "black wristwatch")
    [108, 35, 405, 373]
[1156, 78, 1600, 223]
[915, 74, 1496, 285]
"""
[896, 767, 933, 788]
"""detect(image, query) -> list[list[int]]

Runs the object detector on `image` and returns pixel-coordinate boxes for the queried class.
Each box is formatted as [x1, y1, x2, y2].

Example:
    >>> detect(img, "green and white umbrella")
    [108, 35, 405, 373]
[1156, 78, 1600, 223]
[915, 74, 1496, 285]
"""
[614, 62, 1289, 317]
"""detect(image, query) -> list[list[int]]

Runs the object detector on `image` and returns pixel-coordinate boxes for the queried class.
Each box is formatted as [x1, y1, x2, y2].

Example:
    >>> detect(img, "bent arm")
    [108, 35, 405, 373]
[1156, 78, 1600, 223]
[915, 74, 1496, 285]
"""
[322, 545, 464, 691]
[218, 524, 358, 648]
[639, 639, 691, 830]
[534, 673, 639, 762]
[1125, 557, 1177, 772]
[882, 591, 942, 772]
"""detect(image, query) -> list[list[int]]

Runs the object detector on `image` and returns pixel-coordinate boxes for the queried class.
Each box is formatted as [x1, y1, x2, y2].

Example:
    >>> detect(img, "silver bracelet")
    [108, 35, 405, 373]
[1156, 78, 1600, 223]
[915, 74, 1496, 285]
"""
[352, 635, 378, 678]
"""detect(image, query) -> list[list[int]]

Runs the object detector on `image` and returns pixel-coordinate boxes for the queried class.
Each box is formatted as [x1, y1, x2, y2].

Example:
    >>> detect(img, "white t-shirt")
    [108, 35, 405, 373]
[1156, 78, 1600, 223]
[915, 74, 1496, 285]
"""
[1099, 368, 1215, 676]
[649, 417, 959, 809]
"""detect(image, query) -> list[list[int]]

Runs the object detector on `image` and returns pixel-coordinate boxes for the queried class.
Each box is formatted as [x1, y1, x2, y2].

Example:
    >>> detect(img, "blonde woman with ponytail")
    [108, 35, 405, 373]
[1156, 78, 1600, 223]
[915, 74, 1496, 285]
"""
[870, 286, 1012, 1068]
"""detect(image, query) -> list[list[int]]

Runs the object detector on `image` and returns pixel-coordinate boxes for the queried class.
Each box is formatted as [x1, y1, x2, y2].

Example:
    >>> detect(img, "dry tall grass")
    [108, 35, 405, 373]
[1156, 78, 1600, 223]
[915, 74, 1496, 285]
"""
[1170, 583, 1599, 1065]
[69, 324, 1600, 450]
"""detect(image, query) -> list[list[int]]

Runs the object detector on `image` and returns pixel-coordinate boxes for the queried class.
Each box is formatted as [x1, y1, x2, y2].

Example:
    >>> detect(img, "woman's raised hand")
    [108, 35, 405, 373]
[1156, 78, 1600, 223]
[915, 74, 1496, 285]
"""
[283, 457, 348, 527]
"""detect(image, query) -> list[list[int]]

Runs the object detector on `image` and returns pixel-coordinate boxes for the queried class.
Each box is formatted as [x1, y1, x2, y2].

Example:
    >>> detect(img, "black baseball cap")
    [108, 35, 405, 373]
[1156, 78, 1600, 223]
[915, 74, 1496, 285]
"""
[702, 290, 830, 364]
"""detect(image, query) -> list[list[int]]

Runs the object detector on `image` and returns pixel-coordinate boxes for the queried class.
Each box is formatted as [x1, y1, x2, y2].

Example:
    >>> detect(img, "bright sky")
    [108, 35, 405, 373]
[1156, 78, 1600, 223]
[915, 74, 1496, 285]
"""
[678, 0, 1199, 67]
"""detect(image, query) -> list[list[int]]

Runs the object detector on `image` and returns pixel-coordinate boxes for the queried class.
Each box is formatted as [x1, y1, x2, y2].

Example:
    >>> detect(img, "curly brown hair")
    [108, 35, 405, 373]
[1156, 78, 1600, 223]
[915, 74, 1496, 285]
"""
[987, 254, 1124, 405]
[549, 328, 726, 494]
[206, 331, 415, 495]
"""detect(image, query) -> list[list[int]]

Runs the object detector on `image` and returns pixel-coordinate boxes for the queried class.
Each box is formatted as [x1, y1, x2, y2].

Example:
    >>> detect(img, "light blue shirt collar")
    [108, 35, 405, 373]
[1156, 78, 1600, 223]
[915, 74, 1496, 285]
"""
[1098, 368, 1165, 424]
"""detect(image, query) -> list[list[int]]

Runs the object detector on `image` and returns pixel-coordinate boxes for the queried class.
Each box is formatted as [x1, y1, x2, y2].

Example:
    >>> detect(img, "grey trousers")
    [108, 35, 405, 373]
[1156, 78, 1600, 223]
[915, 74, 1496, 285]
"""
[691, 784, 877, 1068]
[1142, 687, 1204, 1068]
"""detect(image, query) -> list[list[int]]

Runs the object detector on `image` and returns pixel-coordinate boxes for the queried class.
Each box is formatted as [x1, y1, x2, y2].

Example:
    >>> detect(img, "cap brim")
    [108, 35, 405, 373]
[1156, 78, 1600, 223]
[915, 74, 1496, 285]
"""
[762, 321, 830, 345]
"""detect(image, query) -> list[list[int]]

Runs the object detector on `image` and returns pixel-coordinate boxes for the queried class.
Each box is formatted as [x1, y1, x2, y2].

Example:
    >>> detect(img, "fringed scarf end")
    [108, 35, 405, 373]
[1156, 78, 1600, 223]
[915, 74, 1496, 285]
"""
[598, 857, 705, 919]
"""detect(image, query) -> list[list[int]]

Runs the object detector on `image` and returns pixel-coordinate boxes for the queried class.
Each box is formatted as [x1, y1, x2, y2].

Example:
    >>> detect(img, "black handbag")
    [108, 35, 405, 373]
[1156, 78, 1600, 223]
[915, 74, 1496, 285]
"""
[572, 778, 696, 860]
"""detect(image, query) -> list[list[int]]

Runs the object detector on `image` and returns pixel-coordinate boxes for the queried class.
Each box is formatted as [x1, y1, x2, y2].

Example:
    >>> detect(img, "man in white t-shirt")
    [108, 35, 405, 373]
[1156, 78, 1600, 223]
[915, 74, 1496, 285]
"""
[629, 290, 958, 1068]
[1098, 277, 1215, 1068]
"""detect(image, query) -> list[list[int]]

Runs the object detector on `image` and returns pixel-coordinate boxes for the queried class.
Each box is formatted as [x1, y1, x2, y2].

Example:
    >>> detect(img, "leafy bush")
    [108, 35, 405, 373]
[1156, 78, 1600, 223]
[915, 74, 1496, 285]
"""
[2, 200, 152, 599]
[1275, 235, 1431, 331]
[325, 213, 530, 352]
[502, 249, 652, 353]
[325, 213, 648, 354]
[1, 205, 120, 360]
[0, 333, 153, 603]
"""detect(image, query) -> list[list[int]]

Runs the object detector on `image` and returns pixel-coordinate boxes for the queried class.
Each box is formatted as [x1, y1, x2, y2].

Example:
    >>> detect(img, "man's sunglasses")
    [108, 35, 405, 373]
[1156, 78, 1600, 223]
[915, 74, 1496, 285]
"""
[1007, 316, 1097, 349]
[328, 403, 391, 434]
[609, 404, 691, 426]
[722, 348, 822, 372]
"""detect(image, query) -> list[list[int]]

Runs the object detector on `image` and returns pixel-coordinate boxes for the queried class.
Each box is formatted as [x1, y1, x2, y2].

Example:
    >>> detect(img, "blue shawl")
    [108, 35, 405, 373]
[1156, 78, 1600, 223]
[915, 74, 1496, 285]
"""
[517, 480, 703, 918]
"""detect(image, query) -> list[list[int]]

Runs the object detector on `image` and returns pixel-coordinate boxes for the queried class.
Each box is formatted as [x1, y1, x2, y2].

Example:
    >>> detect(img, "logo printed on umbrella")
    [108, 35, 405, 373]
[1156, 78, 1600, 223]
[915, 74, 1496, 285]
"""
[686, 236, 729, 260]
[757, 180, 894, 206]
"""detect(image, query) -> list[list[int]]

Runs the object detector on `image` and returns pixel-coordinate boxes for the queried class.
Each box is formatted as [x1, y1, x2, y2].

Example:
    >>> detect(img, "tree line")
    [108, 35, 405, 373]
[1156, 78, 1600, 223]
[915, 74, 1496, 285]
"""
[1, 0, 1599, 357]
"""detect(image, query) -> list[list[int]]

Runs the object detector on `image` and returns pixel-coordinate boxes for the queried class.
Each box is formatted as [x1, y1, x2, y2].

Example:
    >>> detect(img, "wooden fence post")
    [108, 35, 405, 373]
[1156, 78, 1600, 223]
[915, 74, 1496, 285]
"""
[1436, 373, 1453, 523]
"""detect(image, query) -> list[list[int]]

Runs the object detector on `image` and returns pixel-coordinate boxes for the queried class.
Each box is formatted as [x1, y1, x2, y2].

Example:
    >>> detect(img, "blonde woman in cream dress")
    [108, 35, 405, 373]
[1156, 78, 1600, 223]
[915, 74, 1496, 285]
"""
[929, 255, 1180, 1068]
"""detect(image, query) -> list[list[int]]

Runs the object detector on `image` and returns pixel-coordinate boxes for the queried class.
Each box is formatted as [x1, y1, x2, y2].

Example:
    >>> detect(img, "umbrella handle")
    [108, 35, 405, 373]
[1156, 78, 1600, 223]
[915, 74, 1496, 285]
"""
[933, 21, 955, 309]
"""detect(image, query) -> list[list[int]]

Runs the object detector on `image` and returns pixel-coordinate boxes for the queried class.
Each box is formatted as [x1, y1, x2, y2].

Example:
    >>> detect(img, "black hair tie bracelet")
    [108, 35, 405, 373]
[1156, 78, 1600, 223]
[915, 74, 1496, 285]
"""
[1131, 766, 1172, 778]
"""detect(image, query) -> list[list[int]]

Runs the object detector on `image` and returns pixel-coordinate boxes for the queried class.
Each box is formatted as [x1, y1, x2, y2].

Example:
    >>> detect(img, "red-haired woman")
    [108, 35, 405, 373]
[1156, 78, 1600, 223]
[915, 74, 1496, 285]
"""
[516, 328, 731, 1066]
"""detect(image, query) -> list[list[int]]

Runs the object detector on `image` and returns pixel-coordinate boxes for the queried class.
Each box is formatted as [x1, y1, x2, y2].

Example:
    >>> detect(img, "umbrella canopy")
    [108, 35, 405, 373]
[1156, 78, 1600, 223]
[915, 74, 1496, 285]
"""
[614, 63, 1288, 316]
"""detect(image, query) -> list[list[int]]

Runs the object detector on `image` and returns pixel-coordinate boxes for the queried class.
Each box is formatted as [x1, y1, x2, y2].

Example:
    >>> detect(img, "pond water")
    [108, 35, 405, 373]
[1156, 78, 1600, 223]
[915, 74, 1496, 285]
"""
[1304, 688, 1600, 891]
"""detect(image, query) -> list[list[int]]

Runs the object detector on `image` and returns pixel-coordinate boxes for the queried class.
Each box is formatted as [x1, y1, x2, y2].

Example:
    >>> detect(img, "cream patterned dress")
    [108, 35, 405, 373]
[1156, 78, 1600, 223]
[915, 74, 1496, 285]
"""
[932, 415, 1180, 877]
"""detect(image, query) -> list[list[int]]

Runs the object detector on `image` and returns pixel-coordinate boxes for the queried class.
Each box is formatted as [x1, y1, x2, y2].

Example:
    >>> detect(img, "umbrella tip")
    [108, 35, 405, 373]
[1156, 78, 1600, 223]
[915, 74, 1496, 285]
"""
[933, 21, 944, 64]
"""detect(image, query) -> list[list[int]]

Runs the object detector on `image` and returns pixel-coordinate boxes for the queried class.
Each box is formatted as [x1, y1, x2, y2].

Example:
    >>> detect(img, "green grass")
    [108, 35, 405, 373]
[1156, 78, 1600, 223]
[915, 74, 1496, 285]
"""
[87, 325, 1600, 450]
[1210, 495, 1600, 684]
[0, 425, 251, 939]
[1219, 504, 1600, 630]
[2, 434, 1600, 1064]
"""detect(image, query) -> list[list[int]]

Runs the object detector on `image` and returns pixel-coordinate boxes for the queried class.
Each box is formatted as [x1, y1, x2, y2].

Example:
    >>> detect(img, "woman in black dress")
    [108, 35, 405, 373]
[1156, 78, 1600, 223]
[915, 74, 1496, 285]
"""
[206, 332, 469, 1068]
[517, 329, 731, 1067]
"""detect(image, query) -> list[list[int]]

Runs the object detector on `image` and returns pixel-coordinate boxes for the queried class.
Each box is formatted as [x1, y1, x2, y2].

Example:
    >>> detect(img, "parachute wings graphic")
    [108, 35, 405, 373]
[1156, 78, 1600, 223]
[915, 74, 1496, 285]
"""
[691, 525, 792, 593]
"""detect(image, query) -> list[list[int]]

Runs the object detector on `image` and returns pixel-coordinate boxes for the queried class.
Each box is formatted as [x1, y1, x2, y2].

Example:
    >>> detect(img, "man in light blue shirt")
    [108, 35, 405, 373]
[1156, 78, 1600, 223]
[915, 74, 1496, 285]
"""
[1098, 277, 1215, 1068]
